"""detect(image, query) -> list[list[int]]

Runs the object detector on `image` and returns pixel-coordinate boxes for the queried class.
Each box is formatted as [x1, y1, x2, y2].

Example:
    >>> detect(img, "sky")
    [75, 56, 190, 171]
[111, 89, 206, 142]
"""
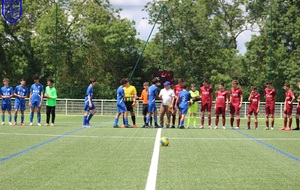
[110, 0, 257, 55]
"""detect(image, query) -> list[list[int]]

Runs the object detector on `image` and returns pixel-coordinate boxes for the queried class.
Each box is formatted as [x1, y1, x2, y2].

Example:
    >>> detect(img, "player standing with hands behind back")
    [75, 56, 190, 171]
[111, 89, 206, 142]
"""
[14, 78, 28, 126]
[280, 83, 295, 131]
[29, 75, 44, 126]
[230, 80, 243, 129]
[44, 78, 57, 126]
[247, 86, 260, 130]
[200, 79, 213, 129]
[264, 81, 276, 130]
[1, 78, 14, 125]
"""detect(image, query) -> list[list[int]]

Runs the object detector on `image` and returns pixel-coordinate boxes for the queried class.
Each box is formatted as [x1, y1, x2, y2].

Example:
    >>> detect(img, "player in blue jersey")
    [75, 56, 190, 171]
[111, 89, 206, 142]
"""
[29, 75, 44, 126]
[177, 82, 191, 129]
[82, 78, 97, 128]
[14, 78, 28, 126]
[113, 78, 130, 128]
[145, 77, 160, 128]
[1, 78, 14, 125]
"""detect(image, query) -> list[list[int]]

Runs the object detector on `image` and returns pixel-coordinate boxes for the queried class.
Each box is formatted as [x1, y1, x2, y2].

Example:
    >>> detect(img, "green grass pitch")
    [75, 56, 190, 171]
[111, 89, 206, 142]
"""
[0, 115, 299, 190]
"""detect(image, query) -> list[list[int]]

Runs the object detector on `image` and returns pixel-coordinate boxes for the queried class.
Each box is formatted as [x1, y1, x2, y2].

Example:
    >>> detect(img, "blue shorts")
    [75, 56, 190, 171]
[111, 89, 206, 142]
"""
[2, 104, 12, 111]
[14, 99, 26, 111]
[117, 103, 127, 113]
[84, 101, 96, 111]
[31, 100, 41, 108]
[180, 107, 188, 114]
[148, 103, 157, 113]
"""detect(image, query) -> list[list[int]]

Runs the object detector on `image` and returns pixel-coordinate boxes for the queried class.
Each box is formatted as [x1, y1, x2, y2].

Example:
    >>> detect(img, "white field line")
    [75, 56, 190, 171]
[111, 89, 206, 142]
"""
[145, 128, 162, 190]
[1, 132, 300, 141]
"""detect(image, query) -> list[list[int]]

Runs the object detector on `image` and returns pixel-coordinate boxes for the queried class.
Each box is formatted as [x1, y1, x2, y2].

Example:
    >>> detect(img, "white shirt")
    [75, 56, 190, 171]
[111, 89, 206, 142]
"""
[159, 88, 175, 105]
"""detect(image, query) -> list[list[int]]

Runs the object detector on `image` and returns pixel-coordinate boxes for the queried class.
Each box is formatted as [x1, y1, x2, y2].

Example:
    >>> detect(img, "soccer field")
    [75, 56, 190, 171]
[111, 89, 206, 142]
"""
[0, 115, 299, 190]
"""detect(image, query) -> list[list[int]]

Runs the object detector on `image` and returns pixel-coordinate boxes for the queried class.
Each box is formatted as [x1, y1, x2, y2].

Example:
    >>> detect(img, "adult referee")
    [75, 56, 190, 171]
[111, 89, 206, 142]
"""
[123, 80, 137, 128]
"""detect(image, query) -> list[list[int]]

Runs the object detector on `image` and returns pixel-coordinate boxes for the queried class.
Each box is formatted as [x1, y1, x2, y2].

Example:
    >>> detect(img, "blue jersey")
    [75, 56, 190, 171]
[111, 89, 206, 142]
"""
[1, 86, 14, 104]
[30, 83, 44, 101]
[117, 86, 125, 104]
[148, 85, 158, 104]
[84, 85, 94, 102]
[179, 90, 191, 109]
[14, 85, 28, 102]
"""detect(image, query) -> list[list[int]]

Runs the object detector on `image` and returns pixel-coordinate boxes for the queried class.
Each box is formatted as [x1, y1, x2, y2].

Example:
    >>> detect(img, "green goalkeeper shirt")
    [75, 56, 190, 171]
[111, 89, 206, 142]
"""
[45, 86, 57, 106]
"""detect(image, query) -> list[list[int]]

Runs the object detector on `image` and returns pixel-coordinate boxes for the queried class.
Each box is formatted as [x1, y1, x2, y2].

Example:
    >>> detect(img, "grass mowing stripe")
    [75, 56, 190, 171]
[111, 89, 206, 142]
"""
[0, 128, 85, 163]
[235, 130, 300, 163]
[145, 128, 162, 190]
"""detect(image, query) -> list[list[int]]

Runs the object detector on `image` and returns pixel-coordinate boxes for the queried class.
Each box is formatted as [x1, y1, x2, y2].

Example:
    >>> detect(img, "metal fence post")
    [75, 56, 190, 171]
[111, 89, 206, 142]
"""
[101, 100, 104, 116]
[65, 99, 68, 115]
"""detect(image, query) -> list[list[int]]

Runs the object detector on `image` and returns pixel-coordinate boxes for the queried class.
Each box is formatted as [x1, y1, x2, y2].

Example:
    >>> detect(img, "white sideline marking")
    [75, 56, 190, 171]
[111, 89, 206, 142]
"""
[1, 132, 300, 141]
[145, 128, 162, 190]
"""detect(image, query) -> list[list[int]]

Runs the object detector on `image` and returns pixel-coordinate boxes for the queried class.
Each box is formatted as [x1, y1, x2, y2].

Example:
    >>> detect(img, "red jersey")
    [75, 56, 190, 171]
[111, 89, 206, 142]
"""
[230, 87, 242, 105]
[216, 90, 228, 108]
[200, 86, 213, 104]
[249, 92, 260, 110]
[264, 88, 276, 105]
[174, 84, 183, 97]
[298, 96, 300, 108]
[285, 90, 294, 109]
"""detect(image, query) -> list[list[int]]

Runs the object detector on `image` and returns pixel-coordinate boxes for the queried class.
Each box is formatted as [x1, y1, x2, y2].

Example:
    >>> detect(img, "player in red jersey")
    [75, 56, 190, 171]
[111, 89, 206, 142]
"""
[264, 81, 276, 130]
[293, 89, 300, 130]
[199, 79, 213, 129]
[214, 82, 228, 129]
[229, 80, 243, 129]
[280, 83, 295, 131]
[171, 78, 184, 128]
[247, 86, 260, 130]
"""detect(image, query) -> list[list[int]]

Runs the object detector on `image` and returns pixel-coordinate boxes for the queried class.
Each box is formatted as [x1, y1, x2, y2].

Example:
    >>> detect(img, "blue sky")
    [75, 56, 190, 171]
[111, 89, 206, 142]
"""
[110, 0, 257, 55]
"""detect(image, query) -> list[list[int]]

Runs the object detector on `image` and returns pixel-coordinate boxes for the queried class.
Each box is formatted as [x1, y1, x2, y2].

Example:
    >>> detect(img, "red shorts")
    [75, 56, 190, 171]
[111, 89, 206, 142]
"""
[248, 107, 258, 116]
[297, 107, 300, 115]
[284, 108, 293, 115]
[201, 103, 212, 112]
[230, 104, 240, 115]
[215, 107, 225, 115]
[265, 104, 275, 115]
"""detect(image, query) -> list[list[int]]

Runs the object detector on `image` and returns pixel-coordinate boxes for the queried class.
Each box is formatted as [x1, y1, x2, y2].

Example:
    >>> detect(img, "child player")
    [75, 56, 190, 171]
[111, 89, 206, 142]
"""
[44, 78, 57, 126]
[113, 78, 130, 128]
[200, 79, 213, 129]
[1, 78, 14, 125]
[29, 75, 44, 126]
[178, 82, 191, 129]
[264, 81, 276, 130]
[82, 78, 96, 128]
[293, 89, 300, 130]
[14, 78, 28, 126]
[187, 83, 199, 129]
[230, 80, 243, 129]
[214, 82, 228, 129]
[280, 83, 295, 131]
[171, 78, 184, 128]
[247, 86, 260, 130]
[145, 77, 160, 128]
[139, 82, 152, 128]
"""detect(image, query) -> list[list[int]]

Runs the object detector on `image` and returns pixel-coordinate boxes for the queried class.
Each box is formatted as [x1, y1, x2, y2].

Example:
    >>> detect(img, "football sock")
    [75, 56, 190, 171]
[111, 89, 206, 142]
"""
[154, 115, 158, 123]
[83, 116, 87, 125]
[1, 115, 4, 122]
[143, 117, 146, 124]
[179, 120, 184, 126]
[247, 121, 250, 127]
[237, 119, 240, 127]
[255, 121, 258, 128]
[87, 113, 93, 123]
[296, 118, 299, 128]
[187, 115, 191, 126]
[172, 114, 176, 125]
[284, 117, 287, 128]
[150, 116, 153, 125]
[123, 115, 125, 125]
[124, 118, 129, 126]
[271, 120, 274, 127]
[266, 120, 269, 127]
[30, 113, 34, 123]
[193, 115, 197, 126]
[21, 116, 24, 123]
[288, 118, 292, 128]
[201, 116, 204, 126]
[14, 115, 17, 122]
[8, 115, 11, 122]
[230, 118, 234, 127]
[37, 113, 41, 123]
[114, 118, 119, 126]
[208, 116, 211, 126]
[222, 116, 226, 126]
[146, 115, 150, 125]
[178, 115, 182, 126]
[215, 116, 219, 126]
[132, 115, 136, 125]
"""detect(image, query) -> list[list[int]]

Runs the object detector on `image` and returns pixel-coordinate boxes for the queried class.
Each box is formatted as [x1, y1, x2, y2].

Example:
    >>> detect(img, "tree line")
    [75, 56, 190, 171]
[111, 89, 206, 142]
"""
[0, 0, 299, 101]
